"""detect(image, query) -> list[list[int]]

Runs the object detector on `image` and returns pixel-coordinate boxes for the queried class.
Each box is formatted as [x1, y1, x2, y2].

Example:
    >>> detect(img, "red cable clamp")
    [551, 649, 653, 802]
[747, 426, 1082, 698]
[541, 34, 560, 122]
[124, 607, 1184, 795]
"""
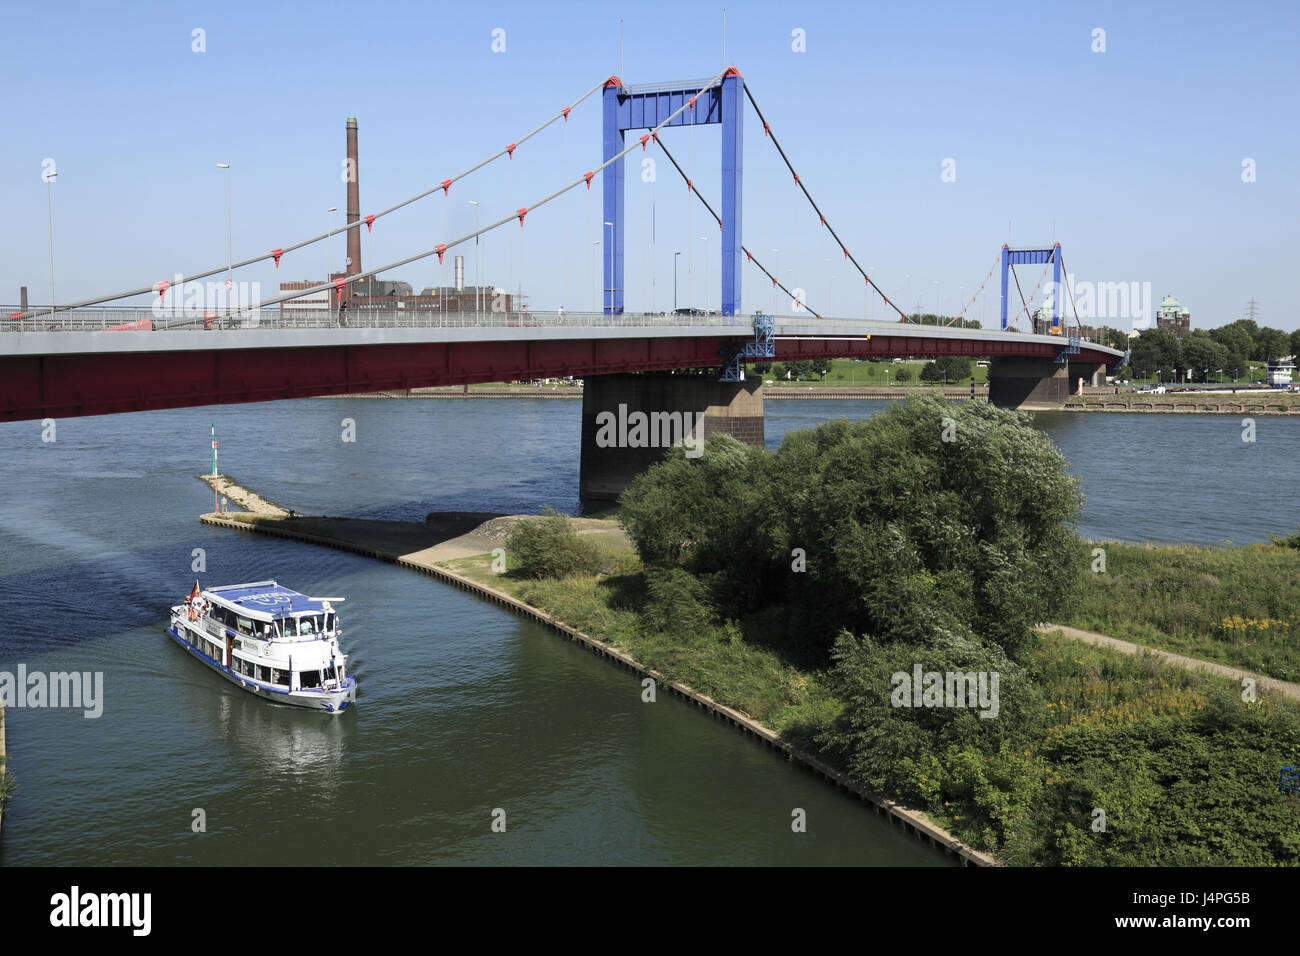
[688, 96, 696, 112]
[820, 215, 826, 227]
[639, 134, 650, 151]
[772, 277, 777, 287]
[155, 280, 170, 304]
[562, 106, 571, 121]
[652, 132, 659, 144]
[506, 143, 517, 158]
[435, 244, 447, 265]
[687, 179, 693, 193]
[745, 250, 752, 262]
[843, 249, 849, 258]
[441, 179, 453, 196]
[793, 173, 800, 185]
[364, 214, 375, 233]
[718, 220, 722, 230]
[584, 172, 594, 189]
[763, 122, 770, 137]
[271, 248, 284, 268]
[516, 207, 527, 226]
[333, 277, 346, 300]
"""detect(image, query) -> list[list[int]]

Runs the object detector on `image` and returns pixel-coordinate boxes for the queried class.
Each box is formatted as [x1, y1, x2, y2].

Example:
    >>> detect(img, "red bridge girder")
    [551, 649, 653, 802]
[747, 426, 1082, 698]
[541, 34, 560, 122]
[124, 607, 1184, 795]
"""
[0, 332, 1113, 423]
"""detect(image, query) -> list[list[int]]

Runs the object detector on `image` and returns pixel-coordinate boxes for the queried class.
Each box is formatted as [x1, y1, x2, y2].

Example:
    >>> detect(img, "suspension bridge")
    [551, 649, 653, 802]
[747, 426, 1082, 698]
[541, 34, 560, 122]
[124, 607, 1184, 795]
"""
[1, 67, 1123, 461]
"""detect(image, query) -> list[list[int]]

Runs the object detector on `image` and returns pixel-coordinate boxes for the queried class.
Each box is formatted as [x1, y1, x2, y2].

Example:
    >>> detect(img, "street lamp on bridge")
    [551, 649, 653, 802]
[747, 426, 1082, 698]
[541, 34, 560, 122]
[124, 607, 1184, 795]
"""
[468, 200, 480, 313]
[674, 251, 682, 312]
[327, 206, 338, 281]
[604, 221, 614, 314]
[700, 235, 709, 313]
[216, 164, 232, 292]
[44, 169, 58, 323]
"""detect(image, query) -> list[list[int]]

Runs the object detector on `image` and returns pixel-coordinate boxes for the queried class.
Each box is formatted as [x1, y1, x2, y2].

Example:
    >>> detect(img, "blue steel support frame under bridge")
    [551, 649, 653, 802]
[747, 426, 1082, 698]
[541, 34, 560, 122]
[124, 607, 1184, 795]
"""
[603, 68, 744, 315]
[1000, 243, 1062, 332]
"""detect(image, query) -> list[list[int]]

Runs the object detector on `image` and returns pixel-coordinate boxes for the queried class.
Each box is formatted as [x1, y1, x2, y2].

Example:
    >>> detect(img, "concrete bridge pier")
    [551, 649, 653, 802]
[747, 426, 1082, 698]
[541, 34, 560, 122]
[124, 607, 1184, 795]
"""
[988, 359, 1113, 408]
[579, 373, 764, 500]
[987, 358, 1071, 409]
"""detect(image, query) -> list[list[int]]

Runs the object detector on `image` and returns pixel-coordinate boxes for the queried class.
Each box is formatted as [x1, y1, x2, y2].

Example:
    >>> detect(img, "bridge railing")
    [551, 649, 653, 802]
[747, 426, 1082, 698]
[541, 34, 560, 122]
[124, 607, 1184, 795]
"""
[0, 307, 755, 333]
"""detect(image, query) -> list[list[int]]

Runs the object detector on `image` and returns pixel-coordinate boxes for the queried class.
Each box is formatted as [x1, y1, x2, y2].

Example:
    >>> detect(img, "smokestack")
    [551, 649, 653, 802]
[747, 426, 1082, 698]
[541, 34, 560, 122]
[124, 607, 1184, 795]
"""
[19, 286, 28, 311]
[346, 117, 361, 276]
[455, 256, 465, 292]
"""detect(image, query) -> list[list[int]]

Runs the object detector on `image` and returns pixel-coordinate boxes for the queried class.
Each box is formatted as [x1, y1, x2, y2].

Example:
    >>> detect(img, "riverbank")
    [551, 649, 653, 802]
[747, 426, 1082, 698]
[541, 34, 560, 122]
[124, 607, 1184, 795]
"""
[196, 476, 1300, 865]
[1066, 391, 1300, 414]
[317, 384, 983, 401]
[197, 479, 992, 866]
[0, 706, 8, 839]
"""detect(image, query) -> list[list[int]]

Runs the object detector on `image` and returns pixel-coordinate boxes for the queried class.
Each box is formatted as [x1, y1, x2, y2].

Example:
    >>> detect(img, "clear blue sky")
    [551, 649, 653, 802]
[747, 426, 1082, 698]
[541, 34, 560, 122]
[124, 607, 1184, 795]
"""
[4, 0, 1297, 330]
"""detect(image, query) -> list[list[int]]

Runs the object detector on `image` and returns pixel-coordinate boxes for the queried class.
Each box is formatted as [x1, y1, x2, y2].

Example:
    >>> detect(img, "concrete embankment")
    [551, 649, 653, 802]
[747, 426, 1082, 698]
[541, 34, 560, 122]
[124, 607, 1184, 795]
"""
[317, 385, 982, 401]
[1066, 394, 1300, 414]
[1, 705, 7, 839]
[198, 492, 993, 866]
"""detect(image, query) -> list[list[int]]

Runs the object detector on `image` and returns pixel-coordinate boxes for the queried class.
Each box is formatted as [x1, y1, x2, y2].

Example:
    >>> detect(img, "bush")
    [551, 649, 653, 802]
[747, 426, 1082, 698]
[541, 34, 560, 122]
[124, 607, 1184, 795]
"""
[505, 506, 603, 579]
[893, 365, 914, 383]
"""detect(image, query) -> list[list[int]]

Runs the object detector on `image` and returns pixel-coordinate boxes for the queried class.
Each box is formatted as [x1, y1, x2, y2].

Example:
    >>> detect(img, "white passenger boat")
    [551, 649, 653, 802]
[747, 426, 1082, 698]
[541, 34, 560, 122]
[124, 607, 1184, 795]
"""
[167, 580, 357, 713]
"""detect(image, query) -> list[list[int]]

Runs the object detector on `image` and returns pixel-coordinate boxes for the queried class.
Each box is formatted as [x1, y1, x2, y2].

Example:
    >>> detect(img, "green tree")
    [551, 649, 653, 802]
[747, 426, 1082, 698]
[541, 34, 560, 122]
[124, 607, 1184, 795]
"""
[1255, 327, 1291, 363]
[1129, 328, 1181, 380]
[919, 361, 944, 382]
[893, 365, 915, 383]
[505, 506, 603, 579]
[1180, 331, 1231, 382]
[1291, 329, 1300, 360]
[1210, 323, 1254, 365]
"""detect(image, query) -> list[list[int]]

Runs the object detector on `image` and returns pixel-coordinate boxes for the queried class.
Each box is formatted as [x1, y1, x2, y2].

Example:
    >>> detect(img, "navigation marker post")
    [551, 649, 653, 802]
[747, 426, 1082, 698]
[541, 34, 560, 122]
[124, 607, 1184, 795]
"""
[210, 423, 219, 514]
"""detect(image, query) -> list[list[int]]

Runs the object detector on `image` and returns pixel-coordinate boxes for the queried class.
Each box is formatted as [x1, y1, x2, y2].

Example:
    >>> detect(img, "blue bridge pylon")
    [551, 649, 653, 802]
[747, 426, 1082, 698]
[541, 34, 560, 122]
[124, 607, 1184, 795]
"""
[603, 68, 744, 315]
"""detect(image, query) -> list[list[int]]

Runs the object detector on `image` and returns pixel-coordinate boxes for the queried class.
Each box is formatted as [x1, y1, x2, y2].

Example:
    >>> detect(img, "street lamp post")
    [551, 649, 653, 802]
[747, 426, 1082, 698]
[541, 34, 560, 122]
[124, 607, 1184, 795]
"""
[604, 221, 614, 314]
[673, 251, 682, 312]
[216, 164, 232, 294]
[468, 201, 480, 313]
[44, 170, 58, 323]
[591, 240, 600, 312]
[327, 206, 338, 280]
[771, 249, 780, 314]
[700, 235, 709, 312]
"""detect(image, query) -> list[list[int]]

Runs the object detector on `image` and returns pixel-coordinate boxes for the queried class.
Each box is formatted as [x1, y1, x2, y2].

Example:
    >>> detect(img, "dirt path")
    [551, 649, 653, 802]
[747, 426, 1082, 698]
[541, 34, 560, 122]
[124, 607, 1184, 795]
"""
[1038, 623, 1300, 701]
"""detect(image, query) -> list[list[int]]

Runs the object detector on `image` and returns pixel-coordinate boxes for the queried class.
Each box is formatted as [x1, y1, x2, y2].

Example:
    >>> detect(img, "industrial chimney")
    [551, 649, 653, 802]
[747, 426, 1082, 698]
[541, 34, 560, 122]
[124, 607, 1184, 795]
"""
[346, 117, 361, 276]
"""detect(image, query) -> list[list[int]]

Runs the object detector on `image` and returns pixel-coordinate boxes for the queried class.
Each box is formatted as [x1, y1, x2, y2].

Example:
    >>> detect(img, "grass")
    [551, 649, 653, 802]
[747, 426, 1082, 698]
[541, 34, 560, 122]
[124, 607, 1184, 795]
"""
[443, 546, 1300, 864]
[755, 358, 989, 387]
[0, 755, 12, 813]
[442, 553, 842, 735]
[1060, 541, 1300, 681]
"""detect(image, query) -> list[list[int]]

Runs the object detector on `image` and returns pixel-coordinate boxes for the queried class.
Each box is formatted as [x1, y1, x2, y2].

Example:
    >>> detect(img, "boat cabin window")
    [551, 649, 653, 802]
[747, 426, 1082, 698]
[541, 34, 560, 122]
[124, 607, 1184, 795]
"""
[299, 669, 321, 689]
[236, 616, 254, 636]
[324, 612, 336, 632]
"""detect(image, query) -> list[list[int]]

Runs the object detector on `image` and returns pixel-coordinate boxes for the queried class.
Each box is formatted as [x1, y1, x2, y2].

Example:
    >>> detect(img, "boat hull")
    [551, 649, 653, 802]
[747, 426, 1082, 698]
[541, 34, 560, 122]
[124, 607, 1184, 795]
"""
[166, 623, 356, 713]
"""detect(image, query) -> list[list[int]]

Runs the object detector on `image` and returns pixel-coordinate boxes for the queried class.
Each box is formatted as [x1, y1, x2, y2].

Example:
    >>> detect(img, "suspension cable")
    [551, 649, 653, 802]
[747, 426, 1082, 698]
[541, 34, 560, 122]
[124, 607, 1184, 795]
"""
[654, 132, 820, 318]
[210, 69, 733, 316]
[19, 78, 609, 318]
[950, 248, 1002, 326]
[743, 83, 905, 321]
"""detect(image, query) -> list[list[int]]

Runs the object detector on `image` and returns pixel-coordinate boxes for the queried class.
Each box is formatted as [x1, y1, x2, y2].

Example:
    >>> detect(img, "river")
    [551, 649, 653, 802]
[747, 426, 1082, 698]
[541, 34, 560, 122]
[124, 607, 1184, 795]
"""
[0, 397, 1293, 865]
